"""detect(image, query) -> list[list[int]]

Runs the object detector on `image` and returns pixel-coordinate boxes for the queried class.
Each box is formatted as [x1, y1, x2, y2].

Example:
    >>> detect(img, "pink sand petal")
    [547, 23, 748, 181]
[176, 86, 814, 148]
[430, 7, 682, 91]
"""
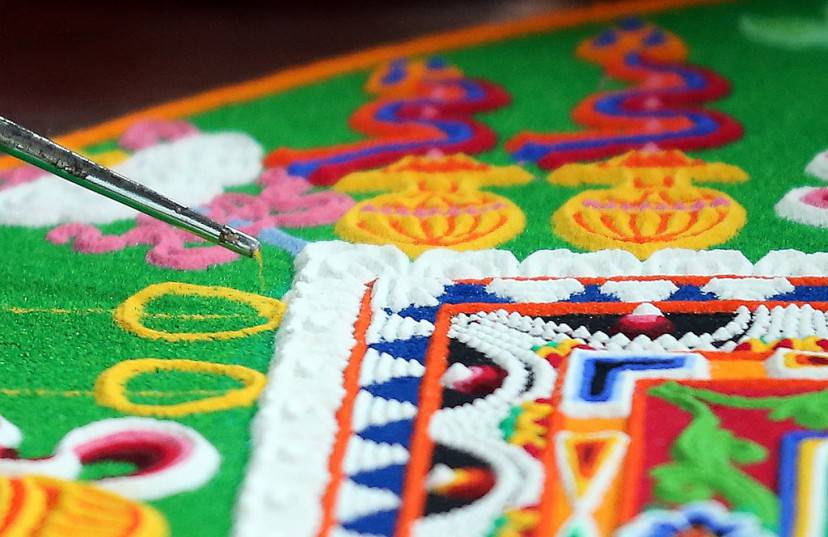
[802, 187, 828, 209]
[118, 119, 198, 151]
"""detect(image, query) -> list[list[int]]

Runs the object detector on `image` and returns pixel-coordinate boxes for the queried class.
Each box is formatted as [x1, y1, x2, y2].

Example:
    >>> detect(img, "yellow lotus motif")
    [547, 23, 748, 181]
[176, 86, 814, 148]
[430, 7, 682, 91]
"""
[549, 149, 748, 258]
[334, 153, 532, 257]
[0, 475, 168, 536]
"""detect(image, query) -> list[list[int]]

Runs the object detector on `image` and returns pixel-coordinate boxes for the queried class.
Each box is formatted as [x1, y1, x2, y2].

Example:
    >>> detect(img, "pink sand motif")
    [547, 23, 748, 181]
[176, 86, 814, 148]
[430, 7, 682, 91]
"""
[582, 197, 731, 211]
[0, 165, 43, 192]
[118, 118, 199, 150]
[48, 167, 353, 270]
[803, 187, 828, 209]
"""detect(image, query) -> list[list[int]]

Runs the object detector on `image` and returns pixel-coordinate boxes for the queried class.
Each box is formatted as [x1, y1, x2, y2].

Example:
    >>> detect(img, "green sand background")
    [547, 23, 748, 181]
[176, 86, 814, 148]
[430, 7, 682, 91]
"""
[1, 0, 827, 534]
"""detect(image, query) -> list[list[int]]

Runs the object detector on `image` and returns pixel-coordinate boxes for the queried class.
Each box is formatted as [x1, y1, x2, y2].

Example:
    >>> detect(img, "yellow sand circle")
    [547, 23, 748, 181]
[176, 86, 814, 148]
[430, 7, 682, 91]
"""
[94, 358, 267, 417]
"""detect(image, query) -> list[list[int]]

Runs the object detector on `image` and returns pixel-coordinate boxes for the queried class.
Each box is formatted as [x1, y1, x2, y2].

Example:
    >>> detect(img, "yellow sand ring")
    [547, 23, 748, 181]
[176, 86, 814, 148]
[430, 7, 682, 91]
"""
[115, 282, 285, 342]
[95, 358, 267, 417]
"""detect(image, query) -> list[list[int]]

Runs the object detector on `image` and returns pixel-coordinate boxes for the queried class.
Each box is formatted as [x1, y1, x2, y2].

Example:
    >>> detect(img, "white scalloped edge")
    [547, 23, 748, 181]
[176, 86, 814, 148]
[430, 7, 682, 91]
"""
[296, 241, 828, 282]
[234, 241, 828, 537]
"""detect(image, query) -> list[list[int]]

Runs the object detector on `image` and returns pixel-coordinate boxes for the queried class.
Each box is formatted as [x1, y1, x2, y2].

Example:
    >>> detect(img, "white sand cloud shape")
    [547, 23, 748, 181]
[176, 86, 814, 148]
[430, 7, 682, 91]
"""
[806, 149, 828, 181]
[0, 132, 263, 227]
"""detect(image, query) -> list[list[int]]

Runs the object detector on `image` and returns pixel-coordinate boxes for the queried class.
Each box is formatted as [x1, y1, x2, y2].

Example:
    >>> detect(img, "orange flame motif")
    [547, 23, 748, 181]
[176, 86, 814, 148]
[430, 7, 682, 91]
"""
[0, 475, 168, 536]
[549, 149, 748, 258]
[333, 153, 532, 257]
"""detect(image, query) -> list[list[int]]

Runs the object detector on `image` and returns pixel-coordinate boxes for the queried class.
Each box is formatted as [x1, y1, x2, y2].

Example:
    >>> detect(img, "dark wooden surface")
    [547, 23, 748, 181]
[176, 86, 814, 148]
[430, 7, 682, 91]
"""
[1, 1, 578, 136]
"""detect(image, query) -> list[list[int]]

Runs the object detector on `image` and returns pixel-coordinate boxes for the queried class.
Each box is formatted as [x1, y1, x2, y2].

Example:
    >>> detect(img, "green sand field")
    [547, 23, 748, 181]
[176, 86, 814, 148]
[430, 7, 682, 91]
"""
[1, 0, 827, 534]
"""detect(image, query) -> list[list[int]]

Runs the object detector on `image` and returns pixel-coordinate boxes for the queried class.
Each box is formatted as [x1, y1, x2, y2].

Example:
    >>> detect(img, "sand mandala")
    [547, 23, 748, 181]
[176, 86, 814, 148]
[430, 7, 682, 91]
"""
[239, 243, 828, 537]
[0, 0, 827, 535]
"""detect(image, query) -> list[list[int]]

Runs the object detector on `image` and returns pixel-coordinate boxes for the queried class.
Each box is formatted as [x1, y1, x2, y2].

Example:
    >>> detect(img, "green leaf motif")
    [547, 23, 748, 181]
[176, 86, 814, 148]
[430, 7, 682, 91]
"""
[649, 382, 778, 527]
[671, 382, 828, 429]
[766, 389, 828, 428]
[650, 380, 828, 529]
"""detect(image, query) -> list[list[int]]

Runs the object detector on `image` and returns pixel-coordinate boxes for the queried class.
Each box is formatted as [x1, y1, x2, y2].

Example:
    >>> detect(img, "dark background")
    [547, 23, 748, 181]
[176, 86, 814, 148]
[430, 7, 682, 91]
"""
[0, 1, 580, 135]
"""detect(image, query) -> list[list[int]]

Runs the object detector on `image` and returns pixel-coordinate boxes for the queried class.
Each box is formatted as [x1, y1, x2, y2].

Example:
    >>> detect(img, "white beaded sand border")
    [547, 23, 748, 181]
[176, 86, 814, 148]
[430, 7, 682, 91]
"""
[297, 242, 828, 281]
[234, 242, 828, 537]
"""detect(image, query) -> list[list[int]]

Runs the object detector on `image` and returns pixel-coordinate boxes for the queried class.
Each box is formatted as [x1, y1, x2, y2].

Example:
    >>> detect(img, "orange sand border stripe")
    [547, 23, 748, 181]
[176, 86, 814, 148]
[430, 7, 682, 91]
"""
[432, 300, 828, 316]
[318, 285, 374, 537]
[395, 304, 456, 537]
[538, 350, 571, 535]
[0, 0, 729, 170]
